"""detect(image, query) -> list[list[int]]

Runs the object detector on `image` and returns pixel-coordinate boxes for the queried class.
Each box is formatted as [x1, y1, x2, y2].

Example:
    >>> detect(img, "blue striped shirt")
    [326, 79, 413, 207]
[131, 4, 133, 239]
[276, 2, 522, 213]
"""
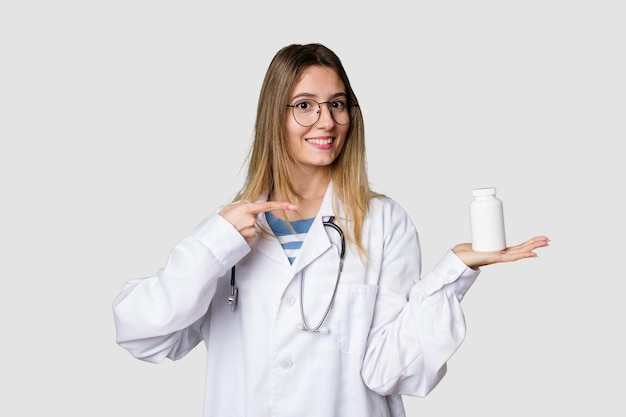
[266, 211, 314, 264]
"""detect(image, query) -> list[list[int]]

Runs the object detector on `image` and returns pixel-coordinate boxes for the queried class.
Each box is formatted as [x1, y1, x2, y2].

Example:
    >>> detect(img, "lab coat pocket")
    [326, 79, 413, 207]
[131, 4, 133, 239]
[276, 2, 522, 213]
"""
[335, 283, 379, 358]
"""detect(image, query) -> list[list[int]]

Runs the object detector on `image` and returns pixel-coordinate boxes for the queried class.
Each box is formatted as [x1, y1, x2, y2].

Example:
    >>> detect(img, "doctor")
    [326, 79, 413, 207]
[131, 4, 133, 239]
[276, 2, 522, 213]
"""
[113, 43, 549, 417]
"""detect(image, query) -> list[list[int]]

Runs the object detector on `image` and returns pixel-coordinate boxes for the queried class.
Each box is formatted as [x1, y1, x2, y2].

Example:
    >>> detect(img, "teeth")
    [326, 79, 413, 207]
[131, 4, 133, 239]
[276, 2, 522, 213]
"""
[307, 138, 333, 145]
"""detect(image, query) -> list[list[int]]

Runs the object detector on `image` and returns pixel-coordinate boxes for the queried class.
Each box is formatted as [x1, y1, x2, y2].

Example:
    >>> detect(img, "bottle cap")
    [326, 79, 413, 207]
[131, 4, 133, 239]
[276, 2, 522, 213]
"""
[473, 187, 496, 197]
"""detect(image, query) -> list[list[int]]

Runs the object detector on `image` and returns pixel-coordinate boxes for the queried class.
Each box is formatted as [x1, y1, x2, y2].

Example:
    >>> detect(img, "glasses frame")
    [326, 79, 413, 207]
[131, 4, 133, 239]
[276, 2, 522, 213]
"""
[286, 98, 359, 127]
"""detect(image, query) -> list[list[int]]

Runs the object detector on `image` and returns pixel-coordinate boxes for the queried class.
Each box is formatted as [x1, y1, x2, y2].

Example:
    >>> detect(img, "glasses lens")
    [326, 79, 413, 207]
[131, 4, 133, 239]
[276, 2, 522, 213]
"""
[292, 99, 318, 126]
[329, 98, 350, 125]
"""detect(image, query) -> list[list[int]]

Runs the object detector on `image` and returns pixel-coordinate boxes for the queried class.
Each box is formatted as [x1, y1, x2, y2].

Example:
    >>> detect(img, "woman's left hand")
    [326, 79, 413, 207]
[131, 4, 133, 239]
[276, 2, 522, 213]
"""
[452, 236, 550, 269]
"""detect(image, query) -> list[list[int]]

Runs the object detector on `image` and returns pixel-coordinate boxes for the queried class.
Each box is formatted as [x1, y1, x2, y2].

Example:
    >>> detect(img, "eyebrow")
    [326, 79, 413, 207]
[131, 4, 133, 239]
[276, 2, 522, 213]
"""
[290, 92, 348, 102]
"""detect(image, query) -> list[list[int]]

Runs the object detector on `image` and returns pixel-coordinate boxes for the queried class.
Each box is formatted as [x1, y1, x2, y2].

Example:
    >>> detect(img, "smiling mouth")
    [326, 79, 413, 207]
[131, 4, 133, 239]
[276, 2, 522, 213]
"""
[306, 137, 334, 145]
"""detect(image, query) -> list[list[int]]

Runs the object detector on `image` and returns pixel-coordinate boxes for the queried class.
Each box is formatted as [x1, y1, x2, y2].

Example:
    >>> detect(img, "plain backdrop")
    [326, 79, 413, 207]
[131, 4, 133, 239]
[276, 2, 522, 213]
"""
[1, 1, 624, 416]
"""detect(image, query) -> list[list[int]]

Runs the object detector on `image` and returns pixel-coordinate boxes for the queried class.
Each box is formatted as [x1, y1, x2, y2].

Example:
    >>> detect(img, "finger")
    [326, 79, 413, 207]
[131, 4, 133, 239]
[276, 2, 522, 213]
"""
[248, 201, 298, 214]
[508, 236, 550, 253]
[501, 239, 549, 261]
[240, 226, 258, 243]
[529, 236, 550, 247]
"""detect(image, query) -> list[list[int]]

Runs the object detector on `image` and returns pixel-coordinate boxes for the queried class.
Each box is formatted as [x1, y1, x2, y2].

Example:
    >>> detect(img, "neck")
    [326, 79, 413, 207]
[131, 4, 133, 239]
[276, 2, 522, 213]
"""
[286, 166, 330, 200]
[271, 170, 330, 220]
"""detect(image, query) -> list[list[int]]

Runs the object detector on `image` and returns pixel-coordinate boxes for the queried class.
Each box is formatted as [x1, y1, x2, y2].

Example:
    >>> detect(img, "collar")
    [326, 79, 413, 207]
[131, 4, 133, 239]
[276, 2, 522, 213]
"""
[253, 180, 345, 274]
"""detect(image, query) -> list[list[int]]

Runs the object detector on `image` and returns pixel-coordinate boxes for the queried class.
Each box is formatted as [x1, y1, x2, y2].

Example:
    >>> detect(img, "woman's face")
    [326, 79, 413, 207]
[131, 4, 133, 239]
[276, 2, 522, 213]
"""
[284, 66, 350, 173]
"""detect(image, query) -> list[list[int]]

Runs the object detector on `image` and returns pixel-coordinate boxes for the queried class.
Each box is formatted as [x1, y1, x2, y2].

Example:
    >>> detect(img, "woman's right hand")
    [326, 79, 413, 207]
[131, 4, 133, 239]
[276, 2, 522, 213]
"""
[219, 201, 297, 243]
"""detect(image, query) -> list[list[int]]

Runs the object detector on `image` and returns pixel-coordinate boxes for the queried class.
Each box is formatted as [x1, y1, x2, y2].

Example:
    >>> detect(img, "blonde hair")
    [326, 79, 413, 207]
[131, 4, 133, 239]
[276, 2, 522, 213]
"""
[235, 43, 381, 257]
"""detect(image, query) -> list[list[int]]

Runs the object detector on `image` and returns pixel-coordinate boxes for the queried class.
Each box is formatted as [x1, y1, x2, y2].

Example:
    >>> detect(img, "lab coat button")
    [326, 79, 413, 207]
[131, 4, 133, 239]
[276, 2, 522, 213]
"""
[283, 296, 296, 306]
[446, 269, 457, 279]
[280, 360, 293, 369]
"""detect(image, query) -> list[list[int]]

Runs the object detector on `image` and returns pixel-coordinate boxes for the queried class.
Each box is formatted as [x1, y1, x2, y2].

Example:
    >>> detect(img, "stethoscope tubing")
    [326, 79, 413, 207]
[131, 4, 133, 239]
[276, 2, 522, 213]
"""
[299, 217, 345, 333]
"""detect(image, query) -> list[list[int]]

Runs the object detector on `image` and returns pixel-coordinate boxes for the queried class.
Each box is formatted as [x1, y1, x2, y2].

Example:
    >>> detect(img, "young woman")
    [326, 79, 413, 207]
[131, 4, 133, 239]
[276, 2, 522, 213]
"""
[113, 43, 549, 417]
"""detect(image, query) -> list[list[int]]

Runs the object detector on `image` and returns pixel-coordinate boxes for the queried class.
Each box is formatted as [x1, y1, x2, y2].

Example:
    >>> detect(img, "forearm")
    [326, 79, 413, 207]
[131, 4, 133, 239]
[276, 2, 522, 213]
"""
[361, 250, 479, 396]
[112, 213, 250, 360]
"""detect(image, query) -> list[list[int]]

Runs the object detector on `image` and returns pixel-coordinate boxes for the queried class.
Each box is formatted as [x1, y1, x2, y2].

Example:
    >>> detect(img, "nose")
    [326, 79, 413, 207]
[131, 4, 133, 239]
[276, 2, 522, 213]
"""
[315, 102, 335, 127]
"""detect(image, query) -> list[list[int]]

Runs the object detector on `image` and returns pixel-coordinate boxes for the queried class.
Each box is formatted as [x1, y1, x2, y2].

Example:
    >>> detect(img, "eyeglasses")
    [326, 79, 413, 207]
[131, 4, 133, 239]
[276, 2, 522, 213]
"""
[286, 97, 358, 127]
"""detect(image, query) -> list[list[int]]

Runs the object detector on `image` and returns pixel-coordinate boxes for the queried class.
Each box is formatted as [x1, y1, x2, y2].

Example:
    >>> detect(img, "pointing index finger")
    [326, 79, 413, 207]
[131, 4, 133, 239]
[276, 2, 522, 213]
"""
[249, 201, 298, 214]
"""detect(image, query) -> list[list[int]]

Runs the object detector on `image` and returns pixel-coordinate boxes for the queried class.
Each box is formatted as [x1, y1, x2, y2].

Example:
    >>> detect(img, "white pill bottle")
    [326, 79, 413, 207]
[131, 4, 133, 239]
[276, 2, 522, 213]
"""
[469, 187, 506, 251]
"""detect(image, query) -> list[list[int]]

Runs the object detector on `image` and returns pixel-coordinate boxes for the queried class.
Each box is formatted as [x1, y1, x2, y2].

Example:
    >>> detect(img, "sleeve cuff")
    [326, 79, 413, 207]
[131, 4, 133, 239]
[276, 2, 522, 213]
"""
[191, 213, 250, 268]
[411, 249, 480, 302]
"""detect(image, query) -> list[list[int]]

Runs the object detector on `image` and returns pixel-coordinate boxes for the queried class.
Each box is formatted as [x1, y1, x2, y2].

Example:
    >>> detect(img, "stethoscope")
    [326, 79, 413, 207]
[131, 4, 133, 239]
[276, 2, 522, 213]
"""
[228, 216, 345, 335]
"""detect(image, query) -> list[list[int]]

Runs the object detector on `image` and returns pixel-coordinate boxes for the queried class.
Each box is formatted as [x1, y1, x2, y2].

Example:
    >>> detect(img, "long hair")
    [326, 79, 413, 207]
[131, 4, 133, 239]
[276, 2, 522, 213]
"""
[235, 43, 379, 256]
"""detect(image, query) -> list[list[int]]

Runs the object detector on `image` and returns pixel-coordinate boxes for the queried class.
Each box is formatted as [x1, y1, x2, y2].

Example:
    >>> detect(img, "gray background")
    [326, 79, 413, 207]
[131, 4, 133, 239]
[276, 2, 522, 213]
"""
[1, 1, 624, 416]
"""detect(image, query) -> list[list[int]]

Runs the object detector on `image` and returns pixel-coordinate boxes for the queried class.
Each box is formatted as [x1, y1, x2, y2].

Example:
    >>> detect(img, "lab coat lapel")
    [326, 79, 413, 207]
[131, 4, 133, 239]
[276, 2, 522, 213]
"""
[291, 182, 344, 275]
[253, 210, 292, 268]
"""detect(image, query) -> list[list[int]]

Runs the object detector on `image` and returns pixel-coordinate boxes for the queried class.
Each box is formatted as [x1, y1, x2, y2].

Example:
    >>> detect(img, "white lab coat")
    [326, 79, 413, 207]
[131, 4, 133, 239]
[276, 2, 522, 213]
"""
[113, 182, 479, 417]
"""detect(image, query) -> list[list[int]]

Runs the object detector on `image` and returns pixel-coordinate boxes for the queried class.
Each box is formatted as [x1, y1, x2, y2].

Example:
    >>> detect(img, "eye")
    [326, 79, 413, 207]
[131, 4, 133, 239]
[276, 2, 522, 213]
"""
[295, 99, 316, 112]
[331, 98, 347, 110]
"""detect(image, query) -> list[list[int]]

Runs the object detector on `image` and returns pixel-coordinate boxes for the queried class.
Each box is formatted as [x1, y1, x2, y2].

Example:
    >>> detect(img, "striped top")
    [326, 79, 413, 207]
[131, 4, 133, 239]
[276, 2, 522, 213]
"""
[266, 211, 314, 264]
